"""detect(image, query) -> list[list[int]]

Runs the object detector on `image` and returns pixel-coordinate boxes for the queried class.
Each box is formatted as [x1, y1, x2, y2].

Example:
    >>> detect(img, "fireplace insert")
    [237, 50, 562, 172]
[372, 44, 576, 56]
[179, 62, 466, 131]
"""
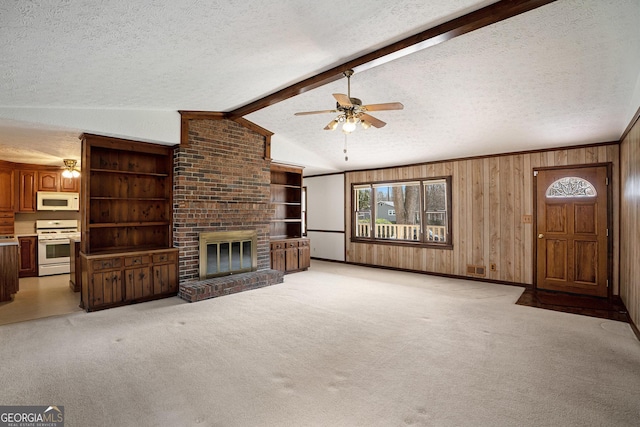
[199, 231, 257, 279]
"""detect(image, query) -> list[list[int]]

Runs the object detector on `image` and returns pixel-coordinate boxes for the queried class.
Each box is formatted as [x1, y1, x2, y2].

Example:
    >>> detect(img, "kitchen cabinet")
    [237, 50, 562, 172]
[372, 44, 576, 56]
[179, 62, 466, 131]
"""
[0, 168, 15, 211]
[38, 171, 59, 192]
[81, 248, 178, 311]
[0, 239, 19, 302]
[18, 170, 37, 212]
[35, 169, 79, 193]
[18, 236, 37, 278]
[0, 212, 15, 236]
[60, 175, 79, 192]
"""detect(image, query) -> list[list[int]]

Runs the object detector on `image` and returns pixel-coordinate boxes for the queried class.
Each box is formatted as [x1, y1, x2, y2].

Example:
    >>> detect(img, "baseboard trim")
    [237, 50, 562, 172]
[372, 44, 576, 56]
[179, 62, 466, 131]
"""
[615, 296, 640, 341]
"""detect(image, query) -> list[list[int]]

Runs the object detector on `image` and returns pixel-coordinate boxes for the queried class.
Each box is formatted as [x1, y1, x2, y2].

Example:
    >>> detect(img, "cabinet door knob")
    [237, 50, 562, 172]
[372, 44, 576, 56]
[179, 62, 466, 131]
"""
[538, 233, 544, 239]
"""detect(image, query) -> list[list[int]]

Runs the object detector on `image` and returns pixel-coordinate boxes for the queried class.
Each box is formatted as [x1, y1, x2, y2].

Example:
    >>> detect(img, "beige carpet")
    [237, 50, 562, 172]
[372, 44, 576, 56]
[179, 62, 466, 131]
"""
[1, 261, 639, 426]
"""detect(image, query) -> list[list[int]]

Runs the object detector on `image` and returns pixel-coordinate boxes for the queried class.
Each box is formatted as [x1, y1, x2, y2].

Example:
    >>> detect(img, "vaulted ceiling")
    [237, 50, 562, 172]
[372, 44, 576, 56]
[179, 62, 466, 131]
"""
[1, 0, 639, 175]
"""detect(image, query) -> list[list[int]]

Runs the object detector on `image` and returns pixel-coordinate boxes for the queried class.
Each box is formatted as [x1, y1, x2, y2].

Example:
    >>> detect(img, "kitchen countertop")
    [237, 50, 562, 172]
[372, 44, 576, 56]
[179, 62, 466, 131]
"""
[0, 237, 19, 246]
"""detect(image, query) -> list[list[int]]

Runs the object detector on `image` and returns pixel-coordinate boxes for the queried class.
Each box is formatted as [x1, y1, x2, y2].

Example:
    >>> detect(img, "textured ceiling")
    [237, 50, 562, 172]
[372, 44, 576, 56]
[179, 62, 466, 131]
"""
[0, 0, 639, 175]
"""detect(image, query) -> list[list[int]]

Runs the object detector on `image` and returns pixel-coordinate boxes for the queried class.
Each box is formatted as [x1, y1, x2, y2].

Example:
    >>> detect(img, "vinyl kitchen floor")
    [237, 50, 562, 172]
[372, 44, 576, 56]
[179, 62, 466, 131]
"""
[0, 274, 83, 326]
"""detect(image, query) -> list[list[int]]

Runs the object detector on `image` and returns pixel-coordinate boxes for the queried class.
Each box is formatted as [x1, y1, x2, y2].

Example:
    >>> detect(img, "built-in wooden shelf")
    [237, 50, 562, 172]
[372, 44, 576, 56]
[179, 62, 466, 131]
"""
[80, 133, 177, 312]
[88, 221, 171, 228]
[90, 197, 167, 201]
[269, 163, 308, 273]
[91, 168, 170, 177]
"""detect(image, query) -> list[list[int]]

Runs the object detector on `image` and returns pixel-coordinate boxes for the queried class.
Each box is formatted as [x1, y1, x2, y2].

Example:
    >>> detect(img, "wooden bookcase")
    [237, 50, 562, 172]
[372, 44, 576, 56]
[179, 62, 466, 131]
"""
[270, 163, 303, 239]
[270, 163, 309, 273]
[79, 133, 178, 311]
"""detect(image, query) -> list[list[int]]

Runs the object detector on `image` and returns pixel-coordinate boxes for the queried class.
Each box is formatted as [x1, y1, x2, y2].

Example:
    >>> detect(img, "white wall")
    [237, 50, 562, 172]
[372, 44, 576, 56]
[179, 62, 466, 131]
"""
[304, 173, 345, 262]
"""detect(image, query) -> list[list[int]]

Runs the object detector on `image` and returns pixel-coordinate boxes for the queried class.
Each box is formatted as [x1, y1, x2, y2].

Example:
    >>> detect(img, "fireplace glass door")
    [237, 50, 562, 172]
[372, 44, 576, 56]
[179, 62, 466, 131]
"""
[200, 231, 257, 279]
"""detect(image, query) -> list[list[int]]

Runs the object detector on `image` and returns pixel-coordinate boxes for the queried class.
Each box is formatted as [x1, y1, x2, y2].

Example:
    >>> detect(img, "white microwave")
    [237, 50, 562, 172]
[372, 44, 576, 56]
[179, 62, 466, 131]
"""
[36, 192, 80, 211]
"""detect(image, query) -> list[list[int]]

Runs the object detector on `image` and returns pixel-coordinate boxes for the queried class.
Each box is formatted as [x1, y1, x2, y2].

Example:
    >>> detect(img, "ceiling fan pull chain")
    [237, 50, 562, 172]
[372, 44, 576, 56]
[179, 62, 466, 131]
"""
[344, 134, 348, 161]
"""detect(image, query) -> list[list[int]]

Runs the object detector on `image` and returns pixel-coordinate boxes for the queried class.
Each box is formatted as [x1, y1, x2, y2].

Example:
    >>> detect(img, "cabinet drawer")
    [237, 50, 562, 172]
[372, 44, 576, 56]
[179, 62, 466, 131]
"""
[286, 241, 297, 248]
[0, 213, 14, 226]
[271, 242, 284, 250]
[124, 255, 150, 267]
[152, 252, 176, 264]
[298, 240, 309, 247]
[92, 258, 122, 271]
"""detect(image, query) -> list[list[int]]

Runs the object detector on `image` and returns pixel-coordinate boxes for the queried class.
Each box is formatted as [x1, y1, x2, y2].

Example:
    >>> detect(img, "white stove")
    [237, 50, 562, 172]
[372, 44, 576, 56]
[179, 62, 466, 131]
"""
[36, 220, 81, 276]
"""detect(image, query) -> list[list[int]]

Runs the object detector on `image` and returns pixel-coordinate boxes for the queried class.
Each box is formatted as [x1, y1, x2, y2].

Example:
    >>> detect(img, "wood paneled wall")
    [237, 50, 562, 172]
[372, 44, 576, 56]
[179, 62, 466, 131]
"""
[345, 144, 620, 292]
[620, 119, 640, 326]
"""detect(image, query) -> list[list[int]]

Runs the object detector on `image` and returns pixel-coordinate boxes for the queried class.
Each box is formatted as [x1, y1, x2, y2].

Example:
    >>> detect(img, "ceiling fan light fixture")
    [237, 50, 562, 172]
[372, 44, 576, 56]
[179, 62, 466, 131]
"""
[361, 120, 371, 130]
[327, 119, 339, 130]
[62, 159, 80, 178]
[342, 118, 357, 134]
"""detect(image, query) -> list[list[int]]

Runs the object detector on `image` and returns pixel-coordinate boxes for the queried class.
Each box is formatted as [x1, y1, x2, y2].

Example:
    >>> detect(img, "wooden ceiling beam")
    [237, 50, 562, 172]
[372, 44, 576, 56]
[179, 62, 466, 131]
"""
[227, 0, 557, 120]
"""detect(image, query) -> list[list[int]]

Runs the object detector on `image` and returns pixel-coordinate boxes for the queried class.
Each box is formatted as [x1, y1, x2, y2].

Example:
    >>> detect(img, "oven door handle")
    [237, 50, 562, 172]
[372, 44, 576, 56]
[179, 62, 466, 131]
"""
[39, 238, 71, 243]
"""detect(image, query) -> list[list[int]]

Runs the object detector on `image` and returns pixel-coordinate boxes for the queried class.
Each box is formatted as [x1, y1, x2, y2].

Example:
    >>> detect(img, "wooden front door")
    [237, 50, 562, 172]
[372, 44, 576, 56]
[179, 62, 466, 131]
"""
[535, 166, 609, 297]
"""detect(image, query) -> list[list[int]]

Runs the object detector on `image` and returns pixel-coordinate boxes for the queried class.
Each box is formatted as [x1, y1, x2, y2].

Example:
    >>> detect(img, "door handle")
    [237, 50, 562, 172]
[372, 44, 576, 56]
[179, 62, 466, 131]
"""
[538, 234, 544, 239]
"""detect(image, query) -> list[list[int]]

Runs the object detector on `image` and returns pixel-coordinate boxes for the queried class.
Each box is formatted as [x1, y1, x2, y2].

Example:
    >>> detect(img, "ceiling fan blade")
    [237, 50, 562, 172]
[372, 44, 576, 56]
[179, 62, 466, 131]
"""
[294, 109, 337, 116]
[324, 119, 339, 131]
[333, 93, 353, 107]
[360, 113, 386, 128]
[362, 102, 404, 112]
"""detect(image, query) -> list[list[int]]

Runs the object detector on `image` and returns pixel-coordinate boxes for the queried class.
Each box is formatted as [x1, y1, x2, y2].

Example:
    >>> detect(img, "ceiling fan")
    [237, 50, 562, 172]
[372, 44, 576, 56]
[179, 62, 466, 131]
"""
[294, 69, 404, 134]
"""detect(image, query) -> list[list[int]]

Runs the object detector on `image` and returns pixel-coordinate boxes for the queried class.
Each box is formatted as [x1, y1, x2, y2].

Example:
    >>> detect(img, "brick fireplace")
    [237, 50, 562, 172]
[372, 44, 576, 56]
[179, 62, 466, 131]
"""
[173, 113, 283, 301]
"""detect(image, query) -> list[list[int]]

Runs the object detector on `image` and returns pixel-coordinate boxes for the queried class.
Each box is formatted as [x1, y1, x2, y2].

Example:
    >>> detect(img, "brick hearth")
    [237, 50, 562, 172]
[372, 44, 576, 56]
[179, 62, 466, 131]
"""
[179, 270, 283, 303]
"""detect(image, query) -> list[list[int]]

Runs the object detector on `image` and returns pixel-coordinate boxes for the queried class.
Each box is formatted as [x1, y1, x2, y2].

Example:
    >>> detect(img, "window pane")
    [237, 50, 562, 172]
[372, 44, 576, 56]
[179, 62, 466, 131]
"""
[355, 186, 372, 238]
[374, 184, 420, 241]
[425, 180, 447, 242]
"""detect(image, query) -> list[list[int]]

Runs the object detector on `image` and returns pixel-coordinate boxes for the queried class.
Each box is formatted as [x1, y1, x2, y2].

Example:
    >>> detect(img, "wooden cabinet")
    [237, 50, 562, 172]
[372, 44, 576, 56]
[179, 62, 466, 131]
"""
[37, 170, 79, 193]
[69, 239, 81, 291]
[60, 175, 79, 192]
[270, 241, 285, 271]
[124, 255, 152, 300]
[79, 134, 176, 312]
[269, 163, 309, 273]
[81, 248, 178, 311]
[0, 212, 15, 236]
[18, 236, 37, 278]
[285, 240, 299, 271]
[38, 171, 59, 192]
[270, 238, 310, 273]
[0, 241, 19, 302]
[0, 162, 78, 213]
[18, 170, 37, 212]
[0, 168, 15, 212]
[298, 239, 311, 270]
